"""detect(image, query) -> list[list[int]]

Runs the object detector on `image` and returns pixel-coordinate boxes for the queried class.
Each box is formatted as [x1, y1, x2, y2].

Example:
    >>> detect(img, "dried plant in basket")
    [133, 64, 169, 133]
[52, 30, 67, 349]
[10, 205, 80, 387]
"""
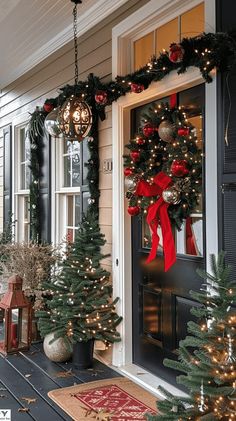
[0, 242, 58, 310]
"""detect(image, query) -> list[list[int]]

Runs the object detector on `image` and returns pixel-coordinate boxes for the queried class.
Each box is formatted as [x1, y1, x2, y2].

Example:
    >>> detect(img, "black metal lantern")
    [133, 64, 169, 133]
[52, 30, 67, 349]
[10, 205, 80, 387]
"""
[0, 275, 32, 354]
[60, 95, 92, 142]
[60, 0, 92, 142]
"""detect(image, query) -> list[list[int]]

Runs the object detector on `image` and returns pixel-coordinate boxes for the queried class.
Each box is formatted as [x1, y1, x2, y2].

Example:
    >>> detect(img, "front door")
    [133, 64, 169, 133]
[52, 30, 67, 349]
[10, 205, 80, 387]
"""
[131, 84, 205, 386]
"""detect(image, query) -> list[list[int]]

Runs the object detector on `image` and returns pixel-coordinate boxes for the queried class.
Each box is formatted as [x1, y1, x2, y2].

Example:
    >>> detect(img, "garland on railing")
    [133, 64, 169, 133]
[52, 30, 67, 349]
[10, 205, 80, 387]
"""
[27, 31, 236, 240]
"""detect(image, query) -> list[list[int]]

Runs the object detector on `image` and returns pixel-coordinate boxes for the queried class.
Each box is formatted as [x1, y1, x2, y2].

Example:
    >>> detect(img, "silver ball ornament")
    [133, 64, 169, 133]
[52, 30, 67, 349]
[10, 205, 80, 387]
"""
[124, 175, 139, 192]
[162, 187, 180, 204]
[44, 107, 62, 137]
[43, 332, 72, 362]
[158, 120, 175, 143]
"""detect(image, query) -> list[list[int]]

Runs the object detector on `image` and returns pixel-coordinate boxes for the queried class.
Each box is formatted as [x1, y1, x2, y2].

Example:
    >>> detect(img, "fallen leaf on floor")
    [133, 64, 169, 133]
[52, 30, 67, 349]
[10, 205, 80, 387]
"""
[22, 397, 37, 405]
[136, 372, 146, 375]
[55, 369, 73, 378]
[81, 406, 113, 420]
[18, 407, 29, 413]
[30, 350, 40, 356]
[0, 394, 6, 398]
[91, 372, 98, 377]
[24, 374, 32, 378]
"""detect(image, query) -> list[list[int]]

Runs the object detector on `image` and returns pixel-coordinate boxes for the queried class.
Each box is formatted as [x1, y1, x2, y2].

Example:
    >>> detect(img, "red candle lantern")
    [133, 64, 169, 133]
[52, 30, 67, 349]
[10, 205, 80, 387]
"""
[0, 275, 32, 354]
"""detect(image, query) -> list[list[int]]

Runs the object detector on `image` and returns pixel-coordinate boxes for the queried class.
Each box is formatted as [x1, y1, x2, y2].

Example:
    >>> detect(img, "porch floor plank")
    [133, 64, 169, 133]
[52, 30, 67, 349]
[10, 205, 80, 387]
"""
[0, 345, 119, 421]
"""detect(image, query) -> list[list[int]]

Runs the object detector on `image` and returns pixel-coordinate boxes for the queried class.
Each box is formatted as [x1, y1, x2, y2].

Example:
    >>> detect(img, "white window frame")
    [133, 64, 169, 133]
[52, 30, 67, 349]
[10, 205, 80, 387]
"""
[52, 137, 81, 245]
[111, 0, 217, 394]
[14, 121, 31, 243]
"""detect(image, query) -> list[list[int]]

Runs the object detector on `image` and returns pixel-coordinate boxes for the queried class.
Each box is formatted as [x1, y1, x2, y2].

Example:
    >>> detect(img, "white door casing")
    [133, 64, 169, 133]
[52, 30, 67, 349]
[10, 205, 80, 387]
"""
[111, 0, 217, 369]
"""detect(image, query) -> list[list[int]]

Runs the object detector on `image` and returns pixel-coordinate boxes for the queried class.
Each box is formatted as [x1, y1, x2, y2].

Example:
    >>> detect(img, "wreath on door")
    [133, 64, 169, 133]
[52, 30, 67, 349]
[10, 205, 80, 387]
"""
[123, 101, 202, 271]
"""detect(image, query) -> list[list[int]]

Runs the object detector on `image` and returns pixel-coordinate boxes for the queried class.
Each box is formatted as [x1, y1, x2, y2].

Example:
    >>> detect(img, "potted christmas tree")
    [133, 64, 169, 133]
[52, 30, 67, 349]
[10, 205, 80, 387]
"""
[146, 252, 236, 420]
[37, 212, 122, 368]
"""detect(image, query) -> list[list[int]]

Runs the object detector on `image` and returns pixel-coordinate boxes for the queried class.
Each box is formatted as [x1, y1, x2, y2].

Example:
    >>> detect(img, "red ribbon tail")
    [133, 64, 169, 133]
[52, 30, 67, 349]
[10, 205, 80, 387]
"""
[146, 221, 160, 263]
[159, 204, 176, 272]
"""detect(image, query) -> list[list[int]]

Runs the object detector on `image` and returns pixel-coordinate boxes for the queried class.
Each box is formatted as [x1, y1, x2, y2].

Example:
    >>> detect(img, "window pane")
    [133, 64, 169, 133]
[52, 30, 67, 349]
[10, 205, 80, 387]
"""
[82, 191, 90, 215]
[64, 140, 72, 155]
[82, 139, 90, 184]
[21, 164, 25, 189]
[134, 32, 154, 70]
[25, 165, 30, 189]
[72, 153, 80, 187]
[74, 195, 80, 226]
[67, 196, 73, 226]
[181, 3, 204, 39]
[25, 135, 31, 162]
[67, 228, 73, 243]
[24, 197, 29, 220]
[156, 18, 179, 54]
[20, 128, 25, 163]
[64, 156, 71, 187]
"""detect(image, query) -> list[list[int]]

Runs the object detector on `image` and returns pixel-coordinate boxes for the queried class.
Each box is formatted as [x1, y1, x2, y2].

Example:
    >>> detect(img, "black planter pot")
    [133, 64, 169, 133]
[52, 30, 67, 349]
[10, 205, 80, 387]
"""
[73, 339, 94, 369]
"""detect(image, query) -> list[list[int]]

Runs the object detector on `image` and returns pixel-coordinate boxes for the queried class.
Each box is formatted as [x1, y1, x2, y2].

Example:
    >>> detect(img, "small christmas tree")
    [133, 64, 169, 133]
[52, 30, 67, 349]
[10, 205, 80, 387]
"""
[146, 253, 236, 421]
[37, 212, 122, 349]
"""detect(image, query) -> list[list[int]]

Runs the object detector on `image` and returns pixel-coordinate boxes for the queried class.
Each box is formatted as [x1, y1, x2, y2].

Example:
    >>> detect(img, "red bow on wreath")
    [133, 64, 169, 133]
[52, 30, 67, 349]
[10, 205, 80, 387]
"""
[136, 172, 176, 272]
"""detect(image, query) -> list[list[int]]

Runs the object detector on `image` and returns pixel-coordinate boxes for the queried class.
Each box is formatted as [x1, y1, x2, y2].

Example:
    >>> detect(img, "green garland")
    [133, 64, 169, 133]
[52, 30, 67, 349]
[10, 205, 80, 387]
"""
[27, 31, 236, 240]
[28, 107, 47, 243]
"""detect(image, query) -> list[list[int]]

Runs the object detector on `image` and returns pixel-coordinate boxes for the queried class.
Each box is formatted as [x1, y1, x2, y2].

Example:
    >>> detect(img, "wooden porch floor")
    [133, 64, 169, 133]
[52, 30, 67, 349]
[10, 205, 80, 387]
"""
[0, 343, 121, 420]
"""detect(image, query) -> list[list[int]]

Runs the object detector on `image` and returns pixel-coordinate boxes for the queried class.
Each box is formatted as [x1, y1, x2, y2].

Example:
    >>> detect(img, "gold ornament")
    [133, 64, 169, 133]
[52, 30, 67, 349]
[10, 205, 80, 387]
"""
[158, 120, 175, 143]
[162, 187, 180, 204]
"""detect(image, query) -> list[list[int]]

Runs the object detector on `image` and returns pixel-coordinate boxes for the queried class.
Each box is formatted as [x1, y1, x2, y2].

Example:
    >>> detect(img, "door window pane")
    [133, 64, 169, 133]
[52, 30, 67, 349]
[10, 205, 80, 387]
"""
[20, 128, 30, 190]
[67, 196, 73, 226]
[65, 194, 81, 242]
[136, 86, 204, 257]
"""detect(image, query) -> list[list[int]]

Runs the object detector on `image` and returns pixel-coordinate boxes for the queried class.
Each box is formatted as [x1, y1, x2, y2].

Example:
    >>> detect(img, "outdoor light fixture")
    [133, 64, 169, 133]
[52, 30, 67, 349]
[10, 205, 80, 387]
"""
[0, 275, 32, 354]
[60, 0, 92, 142]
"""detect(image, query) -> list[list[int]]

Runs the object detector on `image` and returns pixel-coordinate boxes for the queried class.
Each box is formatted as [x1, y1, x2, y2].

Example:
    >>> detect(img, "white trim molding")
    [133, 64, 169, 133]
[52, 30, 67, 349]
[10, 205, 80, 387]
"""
[111, 0, 217, 394]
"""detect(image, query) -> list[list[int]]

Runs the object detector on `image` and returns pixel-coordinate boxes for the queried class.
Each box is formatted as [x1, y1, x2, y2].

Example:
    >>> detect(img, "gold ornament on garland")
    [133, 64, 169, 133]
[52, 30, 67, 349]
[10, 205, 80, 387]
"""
[158, 120, 175, 143]
[60, 0, 92, 142]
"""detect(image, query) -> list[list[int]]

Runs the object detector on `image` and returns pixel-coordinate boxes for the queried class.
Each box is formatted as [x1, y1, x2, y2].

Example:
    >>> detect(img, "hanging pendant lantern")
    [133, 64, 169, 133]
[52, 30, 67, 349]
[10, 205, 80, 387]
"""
[60, 0, 92, 142]
[59, 95, 92, 142]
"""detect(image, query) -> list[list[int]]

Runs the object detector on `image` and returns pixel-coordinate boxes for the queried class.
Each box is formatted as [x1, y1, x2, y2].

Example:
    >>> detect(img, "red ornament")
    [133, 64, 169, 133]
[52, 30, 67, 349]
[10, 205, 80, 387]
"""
[130, 151, 140, 161]
[169, 44, 184, 63]
[43, 103, 54, 113]
[178, 127, 190, 136]
[130, 83, 145, 93]
[136, 136, 145, 145]
[142, 123, 156, 137]
[171, 160, 189, 177]
[127, 206, 140, 216]
[95, 90, 108, 105]
[124, 167, 133, 177]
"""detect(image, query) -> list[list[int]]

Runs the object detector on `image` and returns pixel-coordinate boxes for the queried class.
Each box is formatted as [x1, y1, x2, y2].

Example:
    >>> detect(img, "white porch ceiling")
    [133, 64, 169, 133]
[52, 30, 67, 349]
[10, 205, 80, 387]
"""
[0, 0, 129, 90]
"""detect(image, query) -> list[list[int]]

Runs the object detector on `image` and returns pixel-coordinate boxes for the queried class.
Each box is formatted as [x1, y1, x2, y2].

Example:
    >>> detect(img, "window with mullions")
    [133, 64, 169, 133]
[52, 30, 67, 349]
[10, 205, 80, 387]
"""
[55, 138, 90, 243]
[15, 126, 31, 242]
[20, 127, 30, 190]
[133, 3, 204, 70]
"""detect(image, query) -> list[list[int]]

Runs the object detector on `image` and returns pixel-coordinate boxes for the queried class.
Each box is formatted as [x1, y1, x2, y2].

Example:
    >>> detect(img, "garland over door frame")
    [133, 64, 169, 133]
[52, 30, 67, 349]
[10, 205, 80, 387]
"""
[111, 0, 217, 373]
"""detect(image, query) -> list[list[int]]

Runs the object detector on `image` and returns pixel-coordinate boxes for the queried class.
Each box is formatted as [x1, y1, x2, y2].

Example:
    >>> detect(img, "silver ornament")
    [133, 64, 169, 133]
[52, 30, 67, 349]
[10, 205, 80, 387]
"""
[162, 187, 180, 204]
[124, 175, 140, 192]
[44, 107, 62, 137]
[158, 120, 175, 143]
[43, 332, 72, 362]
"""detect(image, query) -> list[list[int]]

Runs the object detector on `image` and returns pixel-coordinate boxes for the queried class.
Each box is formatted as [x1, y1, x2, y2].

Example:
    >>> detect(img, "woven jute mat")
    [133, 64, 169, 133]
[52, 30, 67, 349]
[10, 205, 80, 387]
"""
[48, 377, 158, 420]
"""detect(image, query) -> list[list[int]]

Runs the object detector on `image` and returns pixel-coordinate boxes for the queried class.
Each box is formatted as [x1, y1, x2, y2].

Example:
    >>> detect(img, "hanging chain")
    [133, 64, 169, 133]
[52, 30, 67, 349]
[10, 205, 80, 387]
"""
[73, 4, 79, 85]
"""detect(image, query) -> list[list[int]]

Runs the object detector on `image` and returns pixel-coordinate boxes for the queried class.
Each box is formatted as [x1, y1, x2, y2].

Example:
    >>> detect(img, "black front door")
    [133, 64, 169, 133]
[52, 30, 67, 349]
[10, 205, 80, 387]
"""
[131, 85, 205, 387]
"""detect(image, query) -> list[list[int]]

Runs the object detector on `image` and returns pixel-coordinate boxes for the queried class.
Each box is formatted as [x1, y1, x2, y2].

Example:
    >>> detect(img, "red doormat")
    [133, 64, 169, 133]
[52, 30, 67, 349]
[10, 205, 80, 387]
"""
[48, 377, 158, 420]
